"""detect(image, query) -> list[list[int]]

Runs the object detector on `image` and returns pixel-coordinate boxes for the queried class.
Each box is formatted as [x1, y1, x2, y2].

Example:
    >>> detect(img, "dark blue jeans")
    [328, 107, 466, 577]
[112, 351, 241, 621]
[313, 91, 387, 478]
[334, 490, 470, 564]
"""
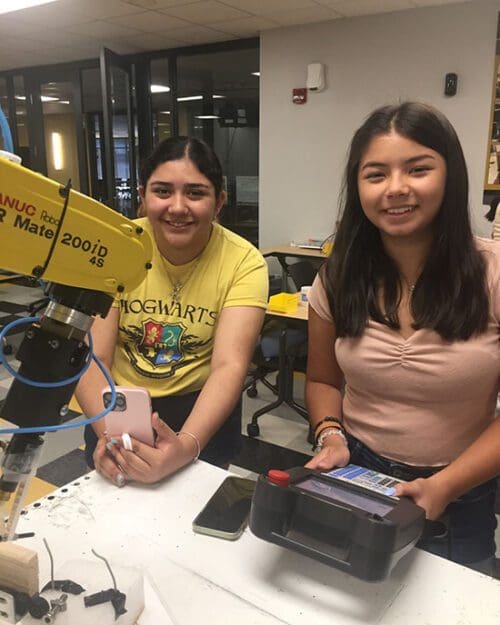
[85, 390, 242, 470]
[346, 433, 498, 566]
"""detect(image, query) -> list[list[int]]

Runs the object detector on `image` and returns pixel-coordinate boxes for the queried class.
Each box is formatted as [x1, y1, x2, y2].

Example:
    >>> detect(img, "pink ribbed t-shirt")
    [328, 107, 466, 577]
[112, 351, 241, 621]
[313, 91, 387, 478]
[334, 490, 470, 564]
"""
[308, 237, 500, 466]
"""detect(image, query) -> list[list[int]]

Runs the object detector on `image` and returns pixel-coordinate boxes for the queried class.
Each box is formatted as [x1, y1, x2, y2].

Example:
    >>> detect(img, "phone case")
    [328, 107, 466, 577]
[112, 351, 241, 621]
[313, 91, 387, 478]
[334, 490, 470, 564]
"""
[103, 386, 155, 446]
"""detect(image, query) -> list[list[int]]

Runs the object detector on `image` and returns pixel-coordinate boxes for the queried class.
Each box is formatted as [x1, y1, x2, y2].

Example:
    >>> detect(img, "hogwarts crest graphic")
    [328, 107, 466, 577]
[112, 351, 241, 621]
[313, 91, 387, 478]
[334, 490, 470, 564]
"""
[120, 318, 211, 379]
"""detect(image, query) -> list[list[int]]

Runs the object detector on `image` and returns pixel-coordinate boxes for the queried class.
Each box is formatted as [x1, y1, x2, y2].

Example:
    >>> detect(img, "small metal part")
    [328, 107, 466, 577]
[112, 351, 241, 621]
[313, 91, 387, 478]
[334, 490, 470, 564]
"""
[110, 590, 127, 618]
[28, 594, 50, 619]
[43, 593, 67, 624]
[44, 301, 93, 333]
[84, 589, 127, 618]
[84, 588, 115, 607]
[5, 531, 35, 541]
[85, 550, 127, 619]
[42, 580, 84, 595]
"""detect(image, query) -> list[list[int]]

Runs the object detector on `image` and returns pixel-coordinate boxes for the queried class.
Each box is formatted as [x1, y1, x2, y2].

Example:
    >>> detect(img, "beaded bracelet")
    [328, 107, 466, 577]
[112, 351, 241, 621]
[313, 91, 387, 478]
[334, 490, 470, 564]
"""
[314, 426, 348, 452]
[176, 431, 200, 461]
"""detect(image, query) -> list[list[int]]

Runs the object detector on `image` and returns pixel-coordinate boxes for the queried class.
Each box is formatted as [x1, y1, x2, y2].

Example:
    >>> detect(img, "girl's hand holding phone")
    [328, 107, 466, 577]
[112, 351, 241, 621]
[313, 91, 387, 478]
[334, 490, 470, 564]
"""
[102, 414, 199, 484]
[103, 386, 155, 446]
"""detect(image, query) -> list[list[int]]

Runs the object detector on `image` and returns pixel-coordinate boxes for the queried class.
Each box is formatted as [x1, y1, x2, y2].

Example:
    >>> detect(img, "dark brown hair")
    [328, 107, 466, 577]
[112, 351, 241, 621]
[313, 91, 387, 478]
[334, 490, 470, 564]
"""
[323, 101, 489, 341]
[139, 136, 224, 198]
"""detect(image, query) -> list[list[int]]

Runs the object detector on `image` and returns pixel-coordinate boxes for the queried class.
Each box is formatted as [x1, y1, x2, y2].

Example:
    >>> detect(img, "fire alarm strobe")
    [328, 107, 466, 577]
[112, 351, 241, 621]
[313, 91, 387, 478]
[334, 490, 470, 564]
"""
[292, 88, 307, 104]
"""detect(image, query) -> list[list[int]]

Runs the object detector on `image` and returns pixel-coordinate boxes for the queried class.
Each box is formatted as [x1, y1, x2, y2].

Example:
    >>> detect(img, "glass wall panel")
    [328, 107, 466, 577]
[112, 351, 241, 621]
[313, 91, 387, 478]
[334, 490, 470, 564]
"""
[0, 78, 12, 151]
[82, 68, 105, 201]
[150, 58, 172, 144]
[176, 47, 259, 245]
[40, 80, 81, 189]
[13, 76, 30, 168]
[109, 65, 133, 216]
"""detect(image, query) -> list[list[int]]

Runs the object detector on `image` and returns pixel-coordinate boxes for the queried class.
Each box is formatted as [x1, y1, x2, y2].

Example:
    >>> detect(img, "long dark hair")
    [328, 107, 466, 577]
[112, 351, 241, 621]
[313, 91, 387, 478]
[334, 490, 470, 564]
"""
[324, 102, 489, 341]
[139, 136, 224, 198]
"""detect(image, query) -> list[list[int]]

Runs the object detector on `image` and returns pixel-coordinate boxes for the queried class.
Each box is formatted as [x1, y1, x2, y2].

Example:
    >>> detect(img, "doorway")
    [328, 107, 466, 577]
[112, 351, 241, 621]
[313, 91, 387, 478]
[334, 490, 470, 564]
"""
[16, 50, 137, 217]
[23, 68, 87, 194]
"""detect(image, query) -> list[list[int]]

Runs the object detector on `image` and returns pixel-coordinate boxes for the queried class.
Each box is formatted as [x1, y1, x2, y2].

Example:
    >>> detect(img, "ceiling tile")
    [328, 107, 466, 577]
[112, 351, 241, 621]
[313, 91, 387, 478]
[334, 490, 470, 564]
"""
[0, 18, 41, 37]
[0, 36, 50, 53]
[20, 30, 100, 48]
[124, 0, 201, 7]
[45, 45, 101, 61]
[1, 49, 67, 68]
[109, 10, 191, 30]
[320, 0, 415, 16]
[0, 0, 476, 72]
[0, 54, 30, 71]
[211, 15, 280, 36]
[268, 6, 341, 26]
[99, 40, 147, 54]
[219, 0, 317, 15]
[63, 0, 147, 19]
[411, 0, 473, 6]
[159, 1, 252, 23]
[67, 20, 144, 39]
[119, 32, 188, 49]
[161, 24, 232, 43]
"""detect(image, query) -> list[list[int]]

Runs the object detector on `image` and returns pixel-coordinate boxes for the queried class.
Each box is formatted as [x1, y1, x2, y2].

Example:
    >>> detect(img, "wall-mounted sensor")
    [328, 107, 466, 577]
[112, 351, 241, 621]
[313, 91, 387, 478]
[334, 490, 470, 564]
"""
[444, 72, 458, 97]
[307, 63, 325, 92]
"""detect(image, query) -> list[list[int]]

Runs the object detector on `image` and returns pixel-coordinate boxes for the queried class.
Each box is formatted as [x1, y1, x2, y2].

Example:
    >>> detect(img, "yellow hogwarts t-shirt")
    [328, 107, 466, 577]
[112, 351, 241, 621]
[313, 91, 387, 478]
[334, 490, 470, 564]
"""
[111, 219, 268, 397]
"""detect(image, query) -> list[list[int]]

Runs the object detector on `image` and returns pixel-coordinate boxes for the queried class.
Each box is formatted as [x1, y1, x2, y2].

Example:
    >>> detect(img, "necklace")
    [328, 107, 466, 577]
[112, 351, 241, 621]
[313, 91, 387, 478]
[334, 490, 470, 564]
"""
[165, 259, 201, 305]
[401, 277, 416, 296]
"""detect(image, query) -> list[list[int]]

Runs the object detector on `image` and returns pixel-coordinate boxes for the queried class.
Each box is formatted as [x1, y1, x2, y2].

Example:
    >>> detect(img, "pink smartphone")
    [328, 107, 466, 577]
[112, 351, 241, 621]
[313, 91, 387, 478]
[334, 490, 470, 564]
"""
[103, 386, 155, 447]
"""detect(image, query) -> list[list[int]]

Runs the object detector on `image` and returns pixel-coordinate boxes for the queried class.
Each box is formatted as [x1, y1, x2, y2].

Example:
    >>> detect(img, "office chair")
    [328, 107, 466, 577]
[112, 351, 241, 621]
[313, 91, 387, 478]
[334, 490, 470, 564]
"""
[244, 259, 315, 399]
[286, 260, 317, 291]
[244, 260, 318, 438]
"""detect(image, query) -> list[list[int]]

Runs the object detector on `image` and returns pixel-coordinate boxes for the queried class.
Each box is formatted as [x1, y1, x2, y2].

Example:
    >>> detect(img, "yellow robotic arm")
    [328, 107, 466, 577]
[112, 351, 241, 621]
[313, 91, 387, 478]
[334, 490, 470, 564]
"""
[0, 154, 153, 542]
[0, 156, 152, 294]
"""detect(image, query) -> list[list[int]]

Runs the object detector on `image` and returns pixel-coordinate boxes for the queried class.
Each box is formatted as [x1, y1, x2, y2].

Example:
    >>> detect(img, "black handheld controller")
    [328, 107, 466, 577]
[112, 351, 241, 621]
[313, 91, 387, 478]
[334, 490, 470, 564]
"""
[249, 465, 425, 581]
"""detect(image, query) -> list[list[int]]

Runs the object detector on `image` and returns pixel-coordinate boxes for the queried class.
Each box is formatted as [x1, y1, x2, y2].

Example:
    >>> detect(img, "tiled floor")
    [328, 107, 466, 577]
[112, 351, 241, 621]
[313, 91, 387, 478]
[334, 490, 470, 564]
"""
[1, 277, 499, 578]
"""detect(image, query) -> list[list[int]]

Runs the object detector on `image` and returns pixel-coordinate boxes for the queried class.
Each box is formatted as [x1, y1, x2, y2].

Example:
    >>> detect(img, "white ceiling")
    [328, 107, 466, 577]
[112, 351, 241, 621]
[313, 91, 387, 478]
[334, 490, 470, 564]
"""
[0, 0, 473, 72]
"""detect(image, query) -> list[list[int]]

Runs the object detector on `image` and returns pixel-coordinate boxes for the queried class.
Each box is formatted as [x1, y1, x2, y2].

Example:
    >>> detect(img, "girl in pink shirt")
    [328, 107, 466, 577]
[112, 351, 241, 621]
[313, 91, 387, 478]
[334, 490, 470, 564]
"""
[306, 102, 499, 571]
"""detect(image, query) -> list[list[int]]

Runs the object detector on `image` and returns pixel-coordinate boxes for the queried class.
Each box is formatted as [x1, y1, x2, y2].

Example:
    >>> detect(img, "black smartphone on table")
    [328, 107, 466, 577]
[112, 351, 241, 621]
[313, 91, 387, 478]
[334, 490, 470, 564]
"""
[192, 476, 256, 540]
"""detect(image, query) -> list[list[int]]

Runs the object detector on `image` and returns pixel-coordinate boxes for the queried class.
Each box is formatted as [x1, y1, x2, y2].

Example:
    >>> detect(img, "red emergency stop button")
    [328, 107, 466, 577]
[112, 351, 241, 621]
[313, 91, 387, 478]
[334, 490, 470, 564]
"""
[267, 469, 290, 487]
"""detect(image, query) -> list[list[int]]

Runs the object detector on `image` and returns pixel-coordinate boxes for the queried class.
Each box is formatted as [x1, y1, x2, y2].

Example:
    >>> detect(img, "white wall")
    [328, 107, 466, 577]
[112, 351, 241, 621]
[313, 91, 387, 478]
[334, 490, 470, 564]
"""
[259, 0, 500, 247]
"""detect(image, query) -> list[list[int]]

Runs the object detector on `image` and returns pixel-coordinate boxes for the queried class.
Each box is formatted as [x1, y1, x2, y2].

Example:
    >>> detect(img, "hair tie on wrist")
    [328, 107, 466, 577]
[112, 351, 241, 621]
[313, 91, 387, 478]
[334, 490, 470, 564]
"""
[176, 430, 200, 461]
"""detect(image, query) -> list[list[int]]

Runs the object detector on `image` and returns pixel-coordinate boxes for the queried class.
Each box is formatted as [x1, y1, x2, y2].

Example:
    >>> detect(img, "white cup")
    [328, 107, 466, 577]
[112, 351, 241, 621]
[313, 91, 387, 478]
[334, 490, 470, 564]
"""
[300, 285, 311, 305]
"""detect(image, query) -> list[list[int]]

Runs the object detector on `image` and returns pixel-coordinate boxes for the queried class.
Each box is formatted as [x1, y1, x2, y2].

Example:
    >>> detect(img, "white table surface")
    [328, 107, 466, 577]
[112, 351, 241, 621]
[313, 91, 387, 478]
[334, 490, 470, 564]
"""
[14, 461, 500, 625]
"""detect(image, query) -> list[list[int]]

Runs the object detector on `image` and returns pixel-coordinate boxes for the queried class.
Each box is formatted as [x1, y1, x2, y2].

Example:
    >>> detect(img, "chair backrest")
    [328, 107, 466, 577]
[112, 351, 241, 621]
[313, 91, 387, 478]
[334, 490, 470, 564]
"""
[287, 260, 318, 290]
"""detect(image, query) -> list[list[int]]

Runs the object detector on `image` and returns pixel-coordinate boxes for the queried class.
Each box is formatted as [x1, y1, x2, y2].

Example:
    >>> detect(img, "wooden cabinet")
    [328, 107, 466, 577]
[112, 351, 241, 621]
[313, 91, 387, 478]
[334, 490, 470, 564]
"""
[484, 56, 500, 189]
